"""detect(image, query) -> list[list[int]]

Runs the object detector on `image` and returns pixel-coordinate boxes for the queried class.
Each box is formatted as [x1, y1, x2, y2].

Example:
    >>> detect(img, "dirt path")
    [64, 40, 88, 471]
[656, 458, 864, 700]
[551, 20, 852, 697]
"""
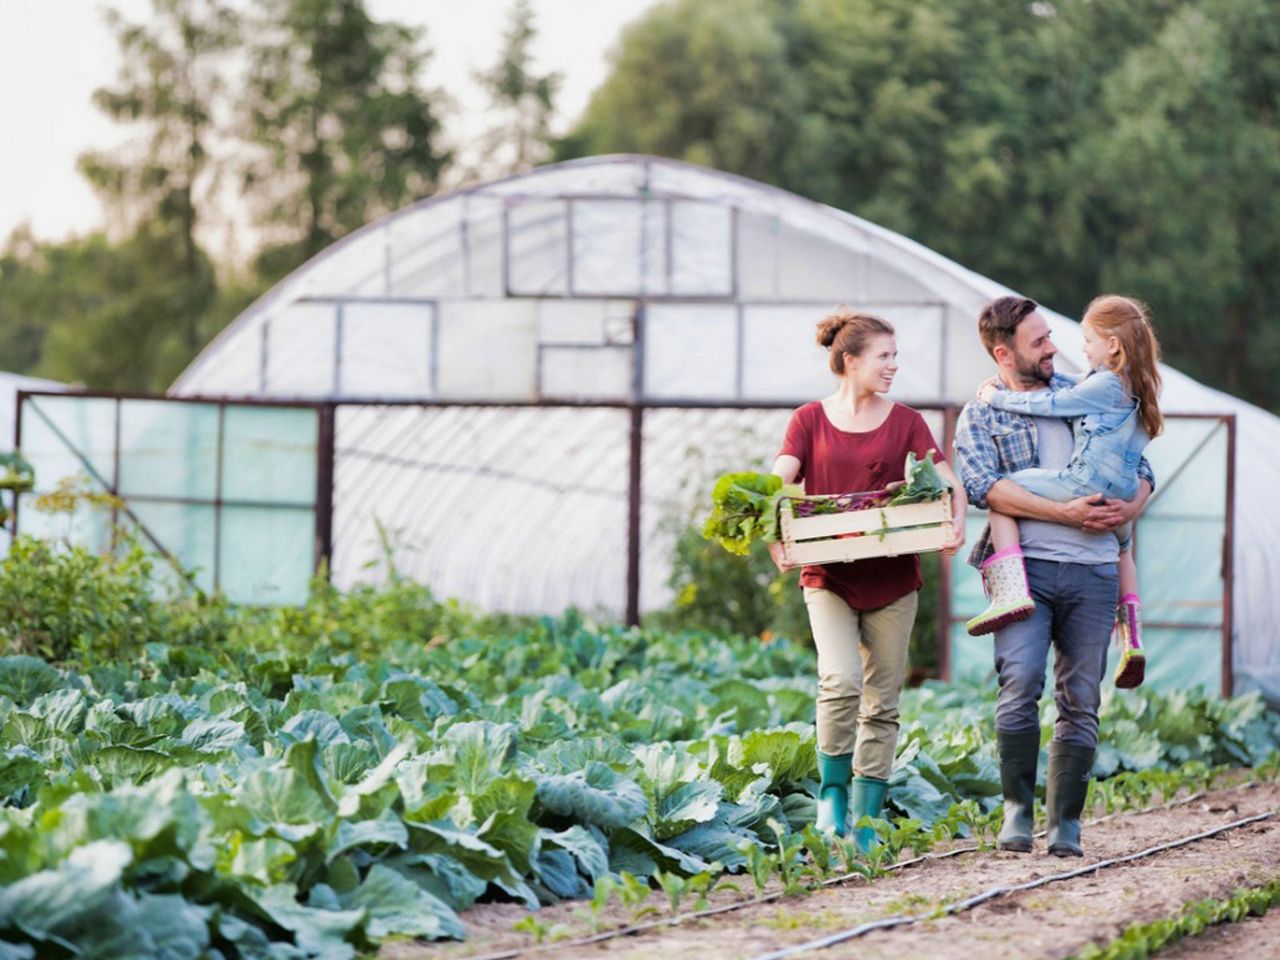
[385, 780, 1280, 960]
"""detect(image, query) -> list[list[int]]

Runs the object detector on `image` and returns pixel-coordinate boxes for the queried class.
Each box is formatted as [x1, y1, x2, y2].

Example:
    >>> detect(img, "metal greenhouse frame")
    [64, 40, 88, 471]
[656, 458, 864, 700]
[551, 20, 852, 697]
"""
[13, 388, 1235, 696]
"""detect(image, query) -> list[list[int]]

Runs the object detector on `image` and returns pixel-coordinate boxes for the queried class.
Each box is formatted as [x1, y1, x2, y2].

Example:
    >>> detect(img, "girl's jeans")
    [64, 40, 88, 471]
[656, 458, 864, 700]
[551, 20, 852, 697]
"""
[1010, 466, 1133, 551]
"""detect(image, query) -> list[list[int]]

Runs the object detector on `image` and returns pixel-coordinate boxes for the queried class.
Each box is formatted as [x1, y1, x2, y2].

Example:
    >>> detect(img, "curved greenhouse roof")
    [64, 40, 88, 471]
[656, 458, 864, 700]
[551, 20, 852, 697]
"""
[171, 155, 1280, 701]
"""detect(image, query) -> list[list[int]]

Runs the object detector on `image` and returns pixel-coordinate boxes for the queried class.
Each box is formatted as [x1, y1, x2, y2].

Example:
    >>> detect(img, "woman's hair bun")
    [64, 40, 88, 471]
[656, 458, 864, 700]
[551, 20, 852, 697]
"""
[816, 311, 853, 348]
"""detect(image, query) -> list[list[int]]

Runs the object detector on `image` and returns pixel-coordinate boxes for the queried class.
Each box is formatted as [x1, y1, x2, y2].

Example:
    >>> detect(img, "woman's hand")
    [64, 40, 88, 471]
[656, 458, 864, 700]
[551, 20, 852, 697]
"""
[768, 540, 798, 572]
[940, 518, 967, 557]
[977, 377, 999, 403]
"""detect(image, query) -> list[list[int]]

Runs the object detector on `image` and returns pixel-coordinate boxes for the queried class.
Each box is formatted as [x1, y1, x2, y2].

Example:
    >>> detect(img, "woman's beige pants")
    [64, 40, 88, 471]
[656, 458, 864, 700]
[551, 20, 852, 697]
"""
[804, 586, 918, 780]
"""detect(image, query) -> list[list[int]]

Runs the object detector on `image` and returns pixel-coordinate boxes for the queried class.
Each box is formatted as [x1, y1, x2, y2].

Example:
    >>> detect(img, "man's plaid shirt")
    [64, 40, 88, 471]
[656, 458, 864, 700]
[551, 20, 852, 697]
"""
[953, 373, 1156, 569]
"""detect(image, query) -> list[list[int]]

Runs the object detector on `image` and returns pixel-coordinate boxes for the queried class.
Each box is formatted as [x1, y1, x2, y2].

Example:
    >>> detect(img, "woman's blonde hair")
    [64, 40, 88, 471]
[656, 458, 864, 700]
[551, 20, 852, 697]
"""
[816, 307, 894, 375]
[1083, 295, 1163, 439]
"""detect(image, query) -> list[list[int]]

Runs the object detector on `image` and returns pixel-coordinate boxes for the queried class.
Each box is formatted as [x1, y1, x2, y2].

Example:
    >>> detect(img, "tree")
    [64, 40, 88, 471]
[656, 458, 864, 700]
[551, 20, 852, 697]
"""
[472, 0, 562, 177]
[0, 227, 53, 376]
[1069, 0, 1280, 407]
[0, 227, 214, 393]
[561, 0, 1280, 412]
[242, 0, 452, 284]
[560, 0, 811, 184]
[77, 0, 239, 358]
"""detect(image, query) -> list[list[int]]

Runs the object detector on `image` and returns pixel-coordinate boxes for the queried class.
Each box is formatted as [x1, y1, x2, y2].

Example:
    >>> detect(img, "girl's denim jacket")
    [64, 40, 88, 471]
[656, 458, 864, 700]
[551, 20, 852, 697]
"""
[986, 367, 1149, 502]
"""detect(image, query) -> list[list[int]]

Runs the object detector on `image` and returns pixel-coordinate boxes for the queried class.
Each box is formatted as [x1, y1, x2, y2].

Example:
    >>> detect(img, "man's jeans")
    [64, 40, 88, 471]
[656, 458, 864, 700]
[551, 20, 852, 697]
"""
[994, 558, 1119, 747]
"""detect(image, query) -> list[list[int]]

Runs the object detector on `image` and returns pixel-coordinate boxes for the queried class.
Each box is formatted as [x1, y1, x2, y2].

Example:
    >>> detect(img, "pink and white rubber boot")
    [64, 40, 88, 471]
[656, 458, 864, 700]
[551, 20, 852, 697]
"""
[1112, 593, 1146, 689]
[966, 546, 1035, 636]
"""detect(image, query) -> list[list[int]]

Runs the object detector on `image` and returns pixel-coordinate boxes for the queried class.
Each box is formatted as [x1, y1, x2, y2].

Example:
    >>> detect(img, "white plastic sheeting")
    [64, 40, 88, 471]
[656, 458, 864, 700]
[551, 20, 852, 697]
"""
[170, 155, 1280, 700]
[173, 155, 1038, 406]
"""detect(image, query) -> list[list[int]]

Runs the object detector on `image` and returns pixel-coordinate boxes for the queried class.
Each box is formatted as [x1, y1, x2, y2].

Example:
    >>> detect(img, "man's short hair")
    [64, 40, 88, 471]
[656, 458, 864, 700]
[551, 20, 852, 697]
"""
[978, 296, 1039, 359]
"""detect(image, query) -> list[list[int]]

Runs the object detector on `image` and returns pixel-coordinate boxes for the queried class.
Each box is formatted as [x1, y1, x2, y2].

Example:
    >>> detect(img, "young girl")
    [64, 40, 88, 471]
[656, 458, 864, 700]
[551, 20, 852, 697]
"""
[966, 295, 1163, 689]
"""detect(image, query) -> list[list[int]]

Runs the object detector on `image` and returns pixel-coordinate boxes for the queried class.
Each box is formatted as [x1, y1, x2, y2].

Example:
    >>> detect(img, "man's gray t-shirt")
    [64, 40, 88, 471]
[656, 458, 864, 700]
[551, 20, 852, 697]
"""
[1019, 416, 1119, 564]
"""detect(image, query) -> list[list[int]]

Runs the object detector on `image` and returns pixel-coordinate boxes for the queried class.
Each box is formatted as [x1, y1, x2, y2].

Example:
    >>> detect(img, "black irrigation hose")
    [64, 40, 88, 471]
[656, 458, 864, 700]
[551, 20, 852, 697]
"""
[751, 808, 1279, 960]
[463, 779, 1265, 960]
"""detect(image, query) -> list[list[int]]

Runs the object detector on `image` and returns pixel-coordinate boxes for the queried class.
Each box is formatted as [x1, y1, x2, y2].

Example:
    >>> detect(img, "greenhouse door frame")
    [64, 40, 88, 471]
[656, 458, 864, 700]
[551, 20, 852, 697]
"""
[13, 390, 334, 597]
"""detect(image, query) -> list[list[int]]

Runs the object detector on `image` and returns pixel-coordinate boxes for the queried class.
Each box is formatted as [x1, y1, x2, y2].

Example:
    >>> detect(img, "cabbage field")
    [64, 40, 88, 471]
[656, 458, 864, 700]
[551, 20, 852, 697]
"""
[0, 539, 1277, 958]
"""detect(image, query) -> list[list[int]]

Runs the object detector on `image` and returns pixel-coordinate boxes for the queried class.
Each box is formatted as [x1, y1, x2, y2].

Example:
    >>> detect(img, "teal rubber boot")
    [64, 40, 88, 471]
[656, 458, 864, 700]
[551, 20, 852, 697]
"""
[1046, 741, 1095, 858]
[815, 751, 853, 836]
[996, 729, 1041, 852]
[851, 775, 889, 852]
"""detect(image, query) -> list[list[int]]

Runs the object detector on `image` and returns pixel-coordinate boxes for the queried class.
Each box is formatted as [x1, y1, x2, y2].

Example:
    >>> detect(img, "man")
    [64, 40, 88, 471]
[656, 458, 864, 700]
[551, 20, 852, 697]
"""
[953, 296, 1154, 857]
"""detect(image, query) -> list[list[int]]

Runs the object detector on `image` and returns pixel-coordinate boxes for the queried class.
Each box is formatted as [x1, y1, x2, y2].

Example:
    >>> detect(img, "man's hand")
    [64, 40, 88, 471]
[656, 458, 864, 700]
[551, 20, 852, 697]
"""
[1058, 494, 1117, 530]
[1082, 495, 1141, 531]
[768, 540, 798, 572]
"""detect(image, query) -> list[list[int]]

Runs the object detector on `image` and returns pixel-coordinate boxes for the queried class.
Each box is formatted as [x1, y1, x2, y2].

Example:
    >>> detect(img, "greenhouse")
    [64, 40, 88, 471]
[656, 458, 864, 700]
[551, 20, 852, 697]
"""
[13, 156, 1278, 701]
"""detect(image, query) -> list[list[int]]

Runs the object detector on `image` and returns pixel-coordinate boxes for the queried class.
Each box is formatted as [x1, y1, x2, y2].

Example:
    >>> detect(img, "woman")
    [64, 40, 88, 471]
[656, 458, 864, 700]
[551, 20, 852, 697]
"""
[769, 309, 967, 847]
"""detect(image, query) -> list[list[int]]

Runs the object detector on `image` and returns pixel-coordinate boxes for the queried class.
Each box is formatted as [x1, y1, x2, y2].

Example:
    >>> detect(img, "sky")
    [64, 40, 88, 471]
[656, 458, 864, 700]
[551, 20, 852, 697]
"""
[0, 0, 659, 245]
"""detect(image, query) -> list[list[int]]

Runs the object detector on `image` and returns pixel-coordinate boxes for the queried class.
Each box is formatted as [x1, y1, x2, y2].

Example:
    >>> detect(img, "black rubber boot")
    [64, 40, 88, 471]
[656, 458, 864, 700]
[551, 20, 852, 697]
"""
[996, 729, 1041, 852]
[1045, 741, 1095, 858]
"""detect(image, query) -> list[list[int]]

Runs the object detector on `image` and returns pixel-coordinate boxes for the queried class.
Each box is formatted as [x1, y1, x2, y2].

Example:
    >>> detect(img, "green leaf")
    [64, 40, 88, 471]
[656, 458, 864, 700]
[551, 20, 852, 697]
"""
[180, 716, 247, 754]
[235, 764, 334, 842]
[0, 839, 132, 935]
[610, 827, 712, 876]
[541, 825, 610, 881]
[380, 852, 488, 911]
[326, 810, 409, 864]
[888, 765, 955, 824]
[249, 883, 364, 958]
[226, 836, 299, 886]
[666, 814, 755, 869]
[435, 722, 517, 796]
[887, 450, 948, 505]
[125, 892, 213, 958]
[285, 738, 339, 812]
[281, 710, 350, 747]
[88, 745, 171, 786]
[404, 819, 519, 888]
[324, 743, 378, 785]
[479, 808, 539, 875]
[338, 863, 464, 941]
[535, 848, 589, 899]
[535, 762, 647, 829]
[115, 697, 191, 739]
[0, 746, 44, 802]
[533, 736, 635, 775]
[0, 712, 52, 750]
[655, 781, 722, 840]
[335, 742, 410, 818]
[0, 657, 62, 707]
[27, 689, 86, 737]
[380, 676, 456, 724]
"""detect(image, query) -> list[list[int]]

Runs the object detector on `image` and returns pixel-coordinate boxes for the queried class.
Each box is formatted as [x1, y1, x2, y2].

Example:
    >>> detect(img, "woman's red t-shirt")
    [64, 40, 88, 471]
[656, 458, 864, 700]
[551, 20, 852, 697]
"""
[778, 401, 945, 611]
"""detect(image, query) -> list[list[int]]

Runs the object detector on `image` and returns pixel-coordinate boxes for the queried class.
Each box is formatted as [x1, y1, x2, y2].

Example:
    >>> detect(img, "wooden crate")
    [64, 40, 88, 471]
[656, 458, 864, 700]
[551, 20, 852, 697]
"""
[779, 491, 953, 566]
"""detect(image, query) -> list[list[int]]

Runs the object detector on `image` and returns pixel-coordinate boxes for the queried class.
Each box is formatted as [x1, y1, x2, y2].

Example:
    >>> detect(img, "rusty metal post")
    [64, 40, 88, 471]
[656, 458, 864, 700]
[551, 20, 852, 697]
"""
[626, 403, 644, 627]
[315, 403, 337, 579]
[1222, 414, 1236, 697]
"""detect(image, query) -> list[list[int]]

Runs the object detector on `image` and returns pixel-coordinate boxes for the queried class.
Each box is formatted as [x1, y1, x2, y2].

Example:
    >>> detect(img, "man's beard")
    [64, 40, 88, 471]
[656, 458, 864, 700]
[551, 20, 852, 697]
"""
[1013, 353, 1053, 387]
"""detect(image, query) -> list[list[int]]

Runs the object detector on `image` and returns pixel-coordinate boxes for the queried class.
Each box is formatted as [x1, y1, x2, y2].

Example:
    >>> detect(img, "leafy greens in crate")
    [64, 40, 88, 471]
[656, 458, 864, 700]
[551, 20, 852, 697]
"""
[702, 451, 948, 556]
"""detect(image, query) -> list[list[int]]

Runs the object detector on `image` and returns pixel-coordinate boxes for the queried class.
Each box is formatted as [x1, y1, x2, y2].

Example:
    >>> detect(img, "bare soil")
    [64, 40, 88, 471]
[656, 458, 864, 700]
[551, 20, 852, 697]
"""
[383, 779, 1280, 960]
